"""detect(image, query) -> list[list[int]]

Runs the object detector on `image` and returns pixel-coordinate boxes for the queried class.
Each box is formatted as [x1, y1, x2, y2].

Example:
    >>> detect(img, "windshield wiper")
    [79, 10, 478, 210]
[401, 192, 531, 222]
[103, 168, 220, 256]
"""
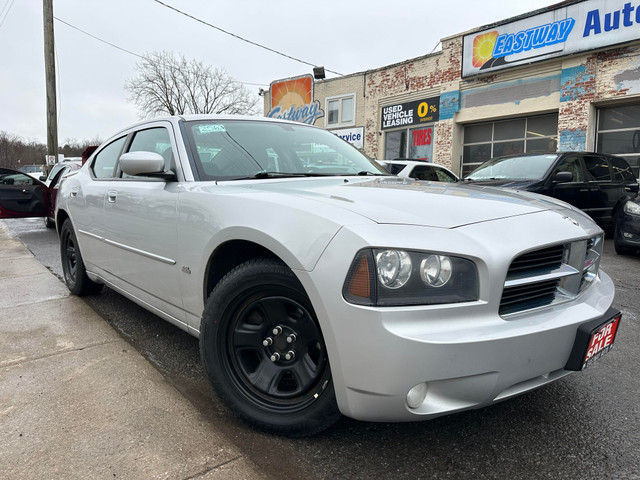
[229, 171, 336, 180]
[356, 171, 389, 176]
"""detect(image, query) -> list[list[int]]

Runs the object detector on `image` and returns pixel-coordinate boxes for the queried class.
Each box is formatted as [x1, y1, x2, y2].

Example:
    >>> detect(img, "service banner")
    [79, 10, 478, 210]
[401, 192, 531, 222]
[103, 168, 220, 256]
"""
[332, 127, 364, 149]
[381, 97, 440, 130]
[462, 0, 640, 77]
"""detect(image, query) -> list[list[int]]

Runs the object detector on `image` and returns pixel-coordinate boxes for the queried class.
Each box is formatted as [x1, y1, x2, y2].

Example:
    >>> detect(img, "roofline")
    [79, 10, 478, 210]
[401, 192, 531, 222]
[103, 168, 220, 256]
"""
[443, 0, 586, 40]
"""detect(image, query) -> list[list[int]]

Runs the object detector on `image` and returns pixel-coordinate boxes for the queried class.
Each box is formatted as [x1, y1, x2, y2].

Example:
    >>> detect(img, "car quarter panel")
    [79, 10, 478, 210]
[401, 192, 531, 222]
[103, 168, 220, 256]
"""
[297, 209, 612, 421]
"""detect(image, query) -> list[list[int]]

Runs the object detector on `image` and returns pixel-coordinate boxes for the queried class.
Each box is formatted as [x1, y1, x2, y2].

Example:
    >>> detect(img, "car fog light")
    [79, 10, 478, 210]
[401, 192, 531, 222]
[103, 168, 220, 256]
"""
[376, 250, 412, 289]
[420, 255, 452, 287]
[623, 232, 633, 239]
[407, 383, 428, 409]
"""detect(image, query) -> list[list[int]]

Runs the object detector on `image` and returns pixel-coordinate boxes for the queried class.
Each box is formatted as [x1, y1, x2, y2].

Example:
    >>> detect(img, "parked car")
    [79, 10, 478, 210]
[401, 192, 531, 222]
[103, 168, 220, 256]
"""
[0, 163, 76, 228]
[614, 197, 640, 255]
[39, 161, 81, 228]
[378, 159, 458, 182]
[0, 116, 620, 436]
[464, 152, 639, 231]
[39, 159, 81, 186]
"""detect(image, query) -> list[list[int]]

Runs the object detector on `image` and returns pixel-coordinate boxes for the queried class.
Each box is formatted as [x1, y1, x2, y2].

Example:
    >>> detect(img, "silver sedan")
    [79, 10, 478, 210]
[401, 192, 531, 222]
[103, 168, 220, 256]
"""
[4, 115, 618, 436]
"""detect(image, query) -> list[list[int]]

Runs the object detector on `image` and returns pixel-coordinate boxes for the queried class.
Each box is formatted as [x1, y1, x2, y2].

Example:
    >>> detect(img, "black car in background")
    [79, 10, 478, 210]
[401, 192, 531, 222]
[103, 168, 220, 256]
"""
[614, 197, 640, 255]
[465, 152, 639, 231]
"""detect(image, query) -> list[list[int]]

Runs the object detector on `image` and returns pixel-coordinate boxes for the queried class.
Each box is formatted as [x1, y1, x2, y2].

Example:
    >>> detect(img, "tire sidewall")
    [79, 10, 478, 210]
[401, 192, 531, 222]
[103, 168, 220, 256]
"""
[200, 259, 339, 436]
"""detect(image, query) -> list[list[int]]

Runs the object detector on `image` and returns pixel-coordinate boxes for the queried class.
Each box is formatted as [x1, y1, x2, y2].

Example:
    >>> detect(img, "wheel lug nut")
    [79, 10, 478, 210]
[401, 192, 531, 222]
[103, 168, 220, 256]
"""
[285, 350, 296, 361]
[286, 334, 297, 344]
[270, 352, 281, 362]
[272, 326, 283, 336]
[262, 337, 273, 347]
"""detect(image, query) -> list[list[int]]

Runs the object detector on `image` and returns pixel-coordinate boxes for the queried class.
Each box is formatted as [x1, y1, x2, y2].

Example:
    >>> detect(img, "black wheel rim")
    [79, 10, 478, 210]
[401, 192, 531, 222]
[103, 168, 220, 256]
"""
[225, 293, 330, 412]
[63, 231, 77, 285]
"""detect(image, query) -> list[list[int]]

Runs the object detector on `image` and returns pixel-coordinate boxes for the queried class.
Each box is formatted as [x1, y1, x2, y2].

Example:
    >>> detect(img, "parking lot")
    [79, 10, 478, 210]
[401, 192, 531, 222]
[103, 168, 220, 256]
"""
[5, 217, 640, 480]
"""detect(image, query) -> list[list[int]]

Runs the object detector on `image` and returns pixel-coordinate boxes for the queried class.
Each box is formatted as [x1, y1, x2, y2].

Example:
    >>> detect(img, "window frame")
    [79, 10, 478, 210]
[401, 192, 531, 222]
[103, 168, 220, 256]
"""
[324, 93, 356, 128]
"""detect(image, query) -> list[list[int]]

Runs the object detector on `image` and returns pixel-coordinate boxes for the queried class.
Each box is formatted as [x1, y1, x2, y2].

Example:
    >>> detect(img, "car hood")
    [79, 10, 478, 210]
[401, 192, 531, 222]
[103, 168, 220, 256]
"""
[232, 177, 573, 229]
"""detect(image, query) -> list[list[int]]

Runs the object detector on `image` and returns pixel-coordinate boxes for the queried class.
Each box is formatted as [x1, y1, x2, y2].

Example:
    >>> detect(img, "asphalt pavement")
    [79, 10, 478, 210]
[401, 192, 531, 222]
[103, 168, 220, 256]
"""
[0, 220, 264, 480]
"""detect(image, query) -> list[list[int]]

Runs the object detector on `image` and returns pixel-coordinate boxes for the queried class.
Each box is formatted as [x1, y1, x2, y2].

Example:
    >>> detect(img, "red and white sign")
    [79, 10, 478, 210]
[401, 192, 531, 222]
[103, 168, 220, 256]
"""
[583, 316, 620, 368]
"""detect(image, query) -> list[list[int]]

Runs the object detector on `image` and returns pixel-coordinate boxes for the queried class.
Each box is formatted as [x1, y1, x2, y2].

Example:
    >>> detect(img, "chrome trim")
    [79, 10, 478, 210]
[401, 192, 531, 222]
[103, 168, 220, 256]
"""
[78, 229, 176, 265]
[78, 229, 103, 241]
[504, 264, 579, 288]
[103, 238, 176, 265]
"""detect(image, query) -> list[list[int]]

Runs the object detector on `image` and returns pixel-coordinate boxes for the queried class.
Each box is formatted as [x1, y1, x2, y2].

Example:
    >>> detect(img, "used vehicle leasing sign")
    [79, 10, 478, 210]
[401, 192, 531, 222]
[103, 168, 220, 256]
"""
[462, 0, 640, 77]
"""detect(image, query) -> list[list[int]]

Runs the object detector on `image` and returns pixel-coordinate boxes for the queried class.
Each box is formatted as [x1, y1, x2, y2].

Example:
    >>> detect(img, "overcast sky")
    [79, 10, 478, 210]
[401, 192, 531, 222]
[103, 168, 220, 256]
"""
[0, 0, 560, 144]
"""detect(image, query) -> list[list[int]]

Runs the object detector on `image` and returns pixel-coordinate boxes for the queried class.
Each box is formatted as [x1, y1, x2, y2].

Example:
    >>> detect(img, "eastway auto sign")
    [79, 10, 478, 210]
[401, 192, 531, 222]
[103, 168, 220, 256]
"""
[462, 0, 640, 77]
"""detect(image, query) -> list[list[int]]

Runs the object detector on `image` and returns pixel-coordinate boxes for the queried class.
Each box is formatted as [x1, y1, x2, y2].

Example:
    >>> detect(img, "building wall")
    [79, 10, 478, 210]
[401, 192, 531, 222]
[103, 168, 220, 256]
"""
[264, 7, 640, 177]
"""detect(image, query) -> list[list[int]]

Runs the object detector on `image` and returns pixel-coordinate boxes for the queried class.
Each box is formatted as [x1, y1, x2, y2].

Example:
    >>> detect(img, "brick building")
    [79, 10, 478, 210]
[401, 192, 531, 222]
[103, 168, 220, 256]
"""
[264, 0, 640, 179]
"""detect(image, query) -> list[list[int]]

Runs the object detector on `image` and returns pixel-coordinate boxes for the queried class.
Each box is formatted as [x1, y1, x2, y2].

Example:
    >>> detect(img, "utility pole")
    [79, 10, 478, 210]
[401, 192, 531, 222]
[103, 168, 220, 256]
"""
[43, 0, 57, 173]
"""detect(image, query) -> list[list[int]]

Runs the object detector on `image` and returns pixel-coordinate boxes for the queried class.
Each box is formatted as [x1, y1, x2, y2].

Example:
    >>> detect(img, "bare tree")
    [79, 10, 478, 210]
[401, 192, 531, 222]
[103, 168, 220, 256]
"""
[125, 51, 259, 118]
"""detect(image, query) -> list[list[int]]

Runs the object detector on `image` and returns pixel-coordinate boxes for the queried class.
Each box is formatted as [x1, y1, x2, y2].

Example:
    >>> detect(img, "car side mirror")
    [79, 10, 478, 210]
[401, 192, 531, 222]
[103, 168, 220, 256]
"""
[39, 175, 47, 181]
[553, 171, 573, 183]
[119, 151, 175, 180]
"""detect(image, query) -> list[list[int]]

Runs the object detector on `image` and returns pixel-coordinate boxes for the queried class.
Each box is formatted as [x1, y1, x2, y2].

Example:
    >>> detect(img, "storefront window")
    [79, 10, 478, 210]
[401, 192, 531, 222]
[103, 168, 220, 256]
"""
[461, 114, 558, 177]
[384, 130, 407, 159]
[596, 104, 640, 179]
[385, 125, 435, 161]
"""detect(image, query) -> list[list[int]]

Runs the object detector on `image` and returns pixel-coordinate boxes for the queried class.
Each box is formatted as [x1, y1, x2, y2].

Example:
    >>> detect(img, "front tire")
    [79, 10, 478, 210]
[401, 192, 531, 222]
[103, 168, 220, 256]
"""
[60, 219, 102, 296]
[200, 258, 340, 436]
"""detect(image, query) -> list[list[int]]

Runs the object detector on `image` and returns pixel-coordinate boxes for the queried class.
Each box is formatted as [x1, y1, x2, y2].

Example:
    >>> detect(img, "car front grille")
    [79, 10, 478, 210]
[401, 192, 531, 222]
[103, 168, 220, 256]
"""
[500, 236, 603, 316]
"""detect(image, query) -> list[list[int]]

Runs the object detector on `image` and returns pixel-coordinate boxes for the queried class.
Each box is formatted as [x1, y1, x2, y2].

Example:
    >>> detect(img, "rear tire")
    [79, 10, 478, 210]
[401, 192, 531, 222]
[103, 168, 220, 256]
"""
[200, 258, 340, 436]
[44, 216, 55, 229]
[60, 219, 102, 296]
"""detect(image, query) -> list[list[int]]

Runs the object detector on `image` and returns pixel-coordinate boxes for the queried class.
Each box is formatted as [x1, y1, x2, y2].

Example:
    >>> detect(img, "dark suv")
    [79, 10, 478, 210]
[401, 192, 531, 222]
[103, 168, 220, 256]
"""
[465, 152, 639, 230]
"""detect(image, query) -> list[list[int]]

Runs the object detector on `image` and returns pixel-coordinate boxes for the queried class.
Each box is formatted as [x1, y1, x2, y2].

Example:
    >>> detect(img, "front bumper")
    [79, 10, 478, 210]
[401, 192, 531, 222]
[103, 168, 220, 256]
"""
[297, 214, 616, 422]
[615, 212, 640, 249]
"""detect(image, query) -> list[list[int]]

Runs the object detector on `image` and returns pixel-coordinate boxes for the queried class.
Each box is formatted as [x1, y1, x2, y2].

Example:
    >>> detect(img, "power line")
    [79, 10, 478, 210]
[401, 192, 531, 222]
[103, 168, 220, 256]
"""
[53, 16, 268, 87]
[151, 0, 342, 76]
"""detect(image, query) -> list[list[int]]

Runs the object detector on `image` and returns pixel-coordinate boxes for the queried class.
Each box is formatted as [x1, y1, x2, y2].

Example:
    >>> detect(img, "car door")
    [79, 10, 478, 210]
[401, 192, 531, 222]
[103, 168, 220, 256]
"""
[549, 155, 591, 212]
[102, 123, 184, 324]
[582, 154, 617, 226]
[0, 168, 50, 218]
[72, 136, 128, 276]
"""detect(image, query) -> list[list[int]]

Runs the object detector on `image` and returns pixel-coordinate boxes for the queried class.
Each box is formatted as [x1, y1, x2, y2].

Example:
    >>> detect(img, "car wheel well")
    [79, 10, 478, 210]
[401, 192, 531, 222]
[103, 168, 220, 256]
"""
[205, 240, 280, 298]
[56, 209, 70, 237]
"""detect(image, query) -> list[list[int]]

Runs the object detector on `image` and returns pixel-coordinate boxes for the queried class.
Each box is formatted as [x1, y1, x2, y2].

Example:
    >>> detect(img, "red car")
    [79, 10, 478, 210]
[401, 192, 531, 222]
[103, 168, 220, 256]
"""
[0, 163, 78, 228]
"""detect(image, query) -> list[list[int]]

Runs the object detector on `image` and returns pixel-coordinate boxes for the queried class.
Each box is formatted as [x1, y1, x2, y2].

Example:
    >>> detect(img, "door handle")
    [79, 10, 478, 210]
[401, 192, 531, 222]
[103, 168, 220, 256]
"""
[107, 190, 117, 203]
[22, 189, 30, 194]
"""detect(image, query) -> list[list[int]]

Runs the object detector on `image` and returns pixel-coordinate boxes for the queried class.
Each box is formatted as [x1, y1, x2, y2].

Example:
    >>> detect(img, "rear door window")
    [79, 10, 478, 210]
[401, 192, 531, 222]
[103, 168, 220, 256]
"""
[583, 155, 611, 181]
[610, 157, 636, 182]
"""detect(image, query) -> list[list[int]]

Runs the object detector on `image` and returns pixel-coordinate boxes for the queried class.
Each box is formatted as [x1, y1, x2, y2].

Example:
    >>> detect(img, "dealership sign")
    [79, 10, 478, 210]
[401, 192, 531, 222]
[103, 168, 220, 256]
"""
[381, 96, 440, 130]
[267, 74, 324, 125]
[463, 0, 640, 77]
[332, 127, 364, 149]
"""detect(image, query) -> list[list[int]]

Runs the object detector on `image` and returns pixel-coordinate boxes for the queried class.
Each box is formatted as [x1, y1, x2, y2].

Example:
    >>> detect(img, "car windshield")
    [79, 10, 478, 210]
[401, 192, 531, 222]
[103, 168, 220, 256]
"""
[466, 154, 559, 181]
[184, 120, 388, 180]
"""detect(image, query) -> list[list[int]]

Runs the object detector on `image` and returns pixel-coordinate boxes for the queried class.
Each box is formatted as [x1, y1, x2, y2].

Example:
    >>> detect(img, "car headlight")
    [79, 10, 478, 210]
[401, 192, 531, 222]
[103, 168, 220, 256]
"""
[343, 248, 479, 306]
[623, 200, 640, 216]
